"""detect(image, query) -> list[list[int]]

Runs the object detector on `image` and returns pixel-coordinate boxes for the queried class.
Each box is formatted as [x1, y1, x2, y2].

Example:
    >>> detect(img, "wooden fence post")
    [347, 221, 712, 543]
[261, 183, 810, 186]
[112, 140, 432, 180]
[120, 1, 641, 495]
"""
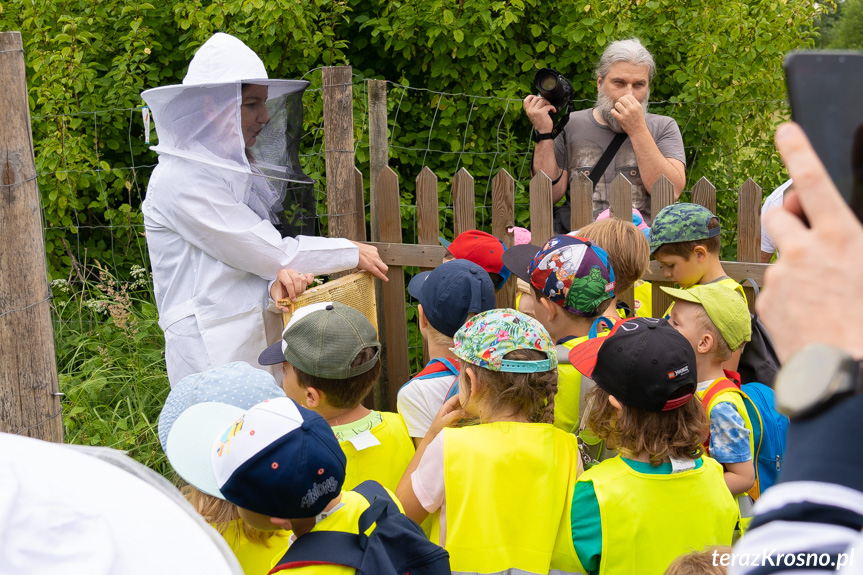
[530, 171, 554, 247]
[368, 79, 387, 243]
[738, 178, 762, 312]
[491, 169, 516, 309]
[376, 167, 411, 411]
[0, 31, 62, 442]
[322, 66, 358, 244]
[649, 175, 676, 318]
[570, 172, 594, 233]
[452, 168, 476, 235]
[416, 166, 441, 366]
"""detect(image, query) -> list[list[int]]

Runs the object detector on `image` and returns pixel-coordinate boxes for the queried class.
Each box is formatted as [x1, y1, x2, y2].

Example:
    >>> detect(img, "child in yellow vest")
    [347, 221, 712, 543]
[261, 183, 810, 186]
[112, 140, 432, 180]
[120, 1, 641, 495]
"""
[661, 283, 755, 497]
[399, 259, 496, 446]
[397, 309, 584, 574]
[502, 235, 616, 433]
[258, 301, 414, 493]
[163, 395, 416, 575]
[158, 362, 292, 574]
[567, 317, 739, 575]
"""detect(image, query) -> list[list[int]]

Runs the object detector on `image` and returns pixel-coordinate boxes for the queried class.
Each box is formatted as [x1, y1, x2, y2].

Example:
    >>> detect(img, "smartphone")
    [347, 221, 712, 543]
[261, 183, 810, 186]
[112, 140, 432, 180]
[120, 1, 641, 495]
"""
[784, 51, 863, 222]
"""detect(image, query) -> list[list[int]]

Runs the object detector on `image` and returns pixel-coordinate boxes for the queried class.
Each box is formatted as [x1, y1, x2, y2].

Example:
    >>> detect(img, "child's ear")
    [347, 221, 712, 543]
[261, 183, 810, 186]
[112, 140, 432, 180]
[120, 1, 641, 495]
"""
[304, 386, 323, 408]
[608, 395, 624, 411]
[693, 245, 708, 262]
[697, 332, 714, 355]
[269, 517, 293, 531]
[417, 304, 429, 330]
[539, 296, 559, 320]
[463, 366, 482, 399]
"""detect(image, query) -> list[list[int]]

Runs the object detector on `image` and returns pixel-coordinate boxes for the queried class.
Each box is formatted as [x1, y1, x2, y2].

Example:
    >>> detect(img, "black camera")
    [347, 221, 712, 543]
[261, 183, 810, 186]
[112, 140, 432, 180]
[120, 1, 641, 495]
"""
[534, 68, 574, 110]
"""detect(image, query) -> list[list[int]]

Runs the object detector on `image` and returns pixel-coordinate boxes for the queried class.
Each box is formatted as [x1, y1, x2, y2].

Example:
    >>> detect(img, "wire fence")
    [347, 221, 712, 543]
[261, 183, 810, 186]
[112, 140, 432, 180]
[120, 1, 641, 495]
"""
[32, 71, 789, 377]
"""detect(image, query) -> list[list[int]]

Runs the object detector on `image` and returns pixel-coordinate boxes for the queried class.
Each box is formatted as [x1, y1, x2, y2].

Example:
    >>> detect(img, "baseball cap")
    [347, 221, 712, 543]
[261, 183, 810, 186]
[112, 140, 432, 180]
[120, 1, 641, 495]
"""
[158, 361, 287, 451]
[258, 302, 380, 378]
[408, 259, 496, 338]
[501, 234, 616, 317]
[648, 203, 721, 254]
[661, 283, 753, 350]
[452, 308, 557, 373]
[440, 230, 512, 289]
[568, 317, 697, 412]
[165, 396, 346, 518]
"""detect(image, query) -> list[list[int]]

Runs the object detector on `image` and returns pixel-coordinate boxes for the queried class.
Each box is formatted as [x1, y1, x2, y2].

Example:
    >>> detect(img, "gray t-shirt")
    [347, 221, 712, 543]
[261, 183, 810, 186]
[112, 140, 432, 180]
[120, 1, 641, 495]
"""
[551, 108, 685, 231]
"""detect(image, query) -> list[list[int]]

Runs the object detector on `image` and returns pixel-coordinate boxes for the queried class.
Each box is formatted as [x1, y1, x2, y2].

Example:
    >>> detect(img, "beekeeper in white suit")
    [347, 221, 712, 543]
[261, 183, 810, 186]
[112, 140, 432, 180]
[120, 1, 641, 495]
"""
[142, 33, 387, 386]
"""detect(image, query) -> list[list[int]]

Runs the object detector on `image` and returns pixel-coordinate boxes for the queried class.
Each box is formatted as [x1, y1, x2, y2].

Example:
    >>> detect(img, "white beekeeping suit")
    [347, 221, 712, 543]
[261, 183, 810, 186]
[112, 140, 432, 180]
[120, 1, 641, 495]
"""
[142, 33, 358, 385]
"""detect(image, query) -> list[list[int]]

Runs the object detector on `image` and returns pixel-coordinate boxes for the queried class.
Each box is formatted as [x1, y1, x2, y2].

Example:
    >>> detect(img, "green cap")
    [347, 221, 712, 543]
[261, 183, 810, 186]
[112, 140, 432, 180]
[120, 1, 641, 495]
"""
[648, 203, 721, 254]
[281, 302, 381, 379]
[661, 284, 752, 350]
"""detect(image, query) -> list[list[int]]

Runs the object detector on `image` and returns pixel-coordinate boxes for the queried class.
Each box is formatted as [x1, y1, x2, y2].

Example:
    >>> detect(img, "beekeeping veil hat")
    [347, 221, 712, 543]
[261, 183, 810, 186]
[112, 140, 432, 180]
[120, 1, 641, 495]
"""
[141, 33, 312, 224]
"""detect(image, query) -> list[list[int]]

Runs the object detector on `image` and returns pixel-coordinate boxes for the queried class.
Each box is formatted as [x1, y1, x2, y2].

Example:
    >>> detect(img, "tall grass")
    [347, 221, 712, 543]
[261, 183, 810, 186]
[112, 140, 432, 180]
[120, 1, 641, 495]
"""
[52, 262, 172, 477]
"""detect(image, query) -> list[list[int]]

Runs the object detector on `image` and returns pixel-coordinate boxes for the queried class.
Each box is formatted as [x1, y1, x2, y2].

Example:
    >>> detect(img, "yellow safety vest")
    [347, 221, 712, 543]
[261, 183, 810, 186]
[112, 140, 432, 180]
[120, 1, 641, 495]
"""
[219, 519, 291, 575]
[583, 455, 738, 575]
[441, 422, 585, 575]
[634, 280, 652, 318]
[341, 412, 415, 493]
[555, 335, 590, 433]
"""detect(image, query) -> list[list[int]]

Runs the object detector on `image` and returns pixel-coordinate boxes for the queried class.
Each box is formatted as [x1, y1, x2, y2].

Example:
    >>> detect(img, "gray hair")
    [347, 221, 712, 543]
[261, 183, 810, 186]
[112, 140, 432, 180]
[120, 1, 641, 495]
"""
[595, 38, 656, 82]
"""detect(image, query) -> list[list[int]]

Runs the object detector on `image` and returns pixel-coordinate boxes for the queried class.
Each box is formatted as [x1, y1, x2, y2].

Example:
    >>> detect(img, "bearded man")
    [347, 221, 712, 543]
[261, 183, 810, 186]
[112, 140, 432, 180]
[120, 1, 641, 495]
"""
[525, 38, 685, 232]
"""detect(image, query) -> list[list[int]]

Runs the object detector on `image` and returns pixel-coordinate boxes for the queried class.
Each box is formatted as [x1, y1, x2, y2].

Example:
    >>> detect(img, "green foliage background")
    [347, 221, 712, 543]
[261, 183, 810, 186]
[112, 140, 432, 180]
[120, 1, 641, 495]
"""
[1, 0, 826, 276]
[0, 0, 825, 465]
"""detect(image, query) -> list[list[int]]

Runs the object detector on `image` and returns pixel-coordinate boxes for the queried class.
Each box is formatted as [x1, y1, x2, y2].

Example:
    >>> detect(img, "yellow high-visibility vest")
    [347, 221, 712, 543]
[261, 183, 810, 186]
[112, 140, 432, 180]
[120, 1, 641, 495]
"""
[583, 455, 738, 575]
[340, 411, 415, 493]
[441, 422, 585, 575]
[555, 334, 590, 433]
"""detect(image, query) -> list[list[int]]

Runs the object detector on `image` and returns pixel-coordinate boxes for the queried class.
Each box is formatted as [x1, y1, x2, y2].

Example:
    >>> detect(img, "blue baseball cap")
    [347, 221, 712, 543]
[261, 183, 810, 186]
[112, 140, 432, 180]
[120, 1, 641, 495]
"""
[165, 397, 346, 519]
[408, 259, 497, 338]
[158, 361, 287, 452]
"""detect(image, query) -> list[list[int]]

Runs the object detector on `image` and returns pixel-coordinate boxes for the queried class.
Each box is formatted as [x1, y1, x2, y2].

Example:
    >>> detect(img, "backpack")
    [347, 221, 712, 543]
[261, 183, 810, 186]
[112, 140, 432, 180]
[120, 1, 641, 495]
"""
[737, 278, 781, 388]
[700, 378, 789, 500]
[270, 480, 451, 575]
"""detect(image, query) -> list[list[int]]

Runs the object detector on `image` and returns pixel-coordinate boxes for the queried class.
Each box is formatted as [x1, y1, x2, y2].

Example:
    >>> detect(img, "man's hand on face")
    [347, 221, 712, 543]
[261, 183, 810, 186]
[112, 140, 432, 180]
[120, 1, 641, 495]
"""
[523, 95, 556, 134]
[609, 94, 647, 135]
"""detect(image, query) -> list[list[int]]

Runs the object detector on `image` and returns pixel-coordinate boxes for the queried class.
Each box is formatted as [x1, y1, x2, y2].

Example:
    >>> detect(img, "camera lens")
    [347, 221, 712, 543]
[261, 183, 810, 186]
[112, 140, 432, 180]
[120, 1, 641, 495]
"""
[540, 75, 558, 91]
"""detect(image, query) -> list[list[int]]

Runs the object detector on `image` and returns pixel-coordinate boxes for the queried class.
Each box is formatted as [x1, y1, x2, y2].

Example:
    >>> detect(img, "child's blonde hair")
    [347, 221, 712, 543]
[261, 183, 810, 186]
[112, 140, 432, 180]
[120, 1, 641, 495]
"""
[585, 386, 706, 466]
[577, 219, 650, 295]
[665, 545, 733, 575]
[691, 303, 734, 361]
[181, 484, 277, 546]
[460, 349, 557, 424]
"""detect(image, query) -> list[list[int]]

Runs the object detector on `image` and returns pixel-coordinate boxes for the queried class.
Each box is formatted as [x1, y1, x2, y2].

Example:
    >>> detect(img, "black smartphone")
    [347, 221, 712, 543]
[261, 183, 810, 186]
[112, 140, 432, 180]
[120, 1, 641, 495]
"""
[784, 51, 863, 222]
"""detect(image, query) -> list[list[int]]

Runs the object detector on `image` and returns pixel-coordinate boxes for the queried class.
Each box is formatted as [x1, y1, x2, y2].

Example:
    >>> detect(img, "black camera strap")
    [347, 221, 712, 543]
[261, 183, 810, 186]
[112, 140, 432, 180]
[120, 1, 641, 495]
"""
[589, 132, 628, 187]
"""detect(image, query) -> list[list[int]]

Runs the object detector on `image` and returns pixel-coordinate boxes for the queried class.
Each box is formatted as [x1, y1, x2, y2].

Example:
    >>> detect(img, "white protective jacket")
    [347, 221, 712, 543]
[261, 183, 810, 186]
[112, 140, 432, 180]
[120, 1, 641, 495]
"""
[141, 33, 358, 385]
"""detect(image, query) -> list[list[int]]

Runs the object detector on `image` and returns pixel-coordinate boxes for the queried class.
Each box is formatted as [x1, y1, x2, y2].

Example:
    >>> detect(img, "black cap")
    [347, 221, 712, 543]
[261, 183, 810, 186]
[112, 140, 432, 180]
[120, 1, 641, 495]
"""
[568, 317, 697, 412]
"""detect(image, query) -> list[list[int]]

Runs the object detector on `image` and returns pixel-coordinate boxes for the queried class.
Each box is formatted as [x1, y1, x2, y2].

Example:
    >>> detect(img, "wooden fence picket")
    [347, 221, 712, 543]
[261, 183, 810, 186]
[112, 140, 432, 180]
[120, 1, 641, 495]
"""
[608, 174, 636, 309]
[738, 178, 763, 312]
[491, 169, 516, 309]
[648, 175, 676, 317]
[530, 171, 554, 247]
[691, 177, 717, 214]
[453, 168, 476, 235]
[375, 167, 411, 411]
[416, 166, 441, 365]
[570, 172, 594, 233]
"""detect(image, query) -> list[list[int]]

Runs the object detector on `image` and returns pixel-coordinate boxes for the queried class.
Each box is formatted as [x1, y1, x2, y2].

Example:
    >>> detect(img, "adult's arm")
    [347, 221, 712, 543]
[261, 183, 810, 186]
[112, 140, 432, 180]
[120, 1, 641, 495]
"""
[731, 123, 863, 574]
[524, 95, 569, 203]
[151, 170, 377, 281]
[612, 95, 686, 199]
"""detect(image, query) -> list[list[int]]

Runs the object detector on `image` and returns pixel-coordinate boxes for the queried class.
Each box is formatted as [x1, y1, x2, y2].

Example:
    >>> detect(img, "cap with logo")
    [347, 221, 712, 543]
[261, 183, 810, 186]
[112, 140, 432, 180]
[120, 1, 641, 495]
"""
[661, 283, 752, 351]
[501, 234, 615, 317]
[165, 396, 347, 518]
[451, 308, 557, 373]
[258, 301, 380, 378]
[648, 203, 721, 254]
[568, 317, 697, 412]
[158, 361, 287, 452]
[439, 230, 511, 289]
[408, 259, 496, 338]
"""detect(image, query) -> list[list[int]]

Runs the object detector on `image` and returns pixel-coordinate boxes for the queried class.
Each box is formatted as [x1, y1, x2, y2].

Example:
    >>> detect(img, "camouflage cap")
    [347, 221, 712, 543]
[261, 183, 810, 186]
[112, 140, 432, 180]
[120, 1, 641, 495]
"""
[648, 203, 721, 254]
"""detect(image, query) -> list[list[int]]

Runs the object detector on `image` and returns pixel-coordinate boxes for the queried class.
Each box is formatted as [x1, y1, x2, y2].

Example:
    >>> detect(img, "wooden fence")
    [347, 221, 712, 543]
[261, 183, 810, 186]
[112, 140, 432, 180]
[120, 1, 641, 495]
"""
[319, 69, 770, 411]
